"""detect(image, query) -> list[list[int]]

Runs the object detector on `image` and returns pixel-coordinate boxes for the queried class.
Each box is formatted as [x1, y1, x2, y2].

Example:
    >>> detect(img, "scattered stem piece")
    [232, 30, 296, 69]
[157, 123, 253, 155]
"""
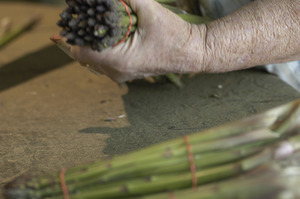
[50, 34, 73, 59]
[0, 15, 41, 49]
[0, 17, 12, 39]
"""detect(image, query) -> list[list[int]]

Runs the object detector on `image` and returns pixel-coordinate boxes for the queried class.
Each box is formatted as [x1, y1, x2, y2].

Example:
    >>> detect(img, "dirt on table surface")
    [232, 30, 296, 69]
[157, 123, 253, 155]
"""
[0, 2, 300, 198]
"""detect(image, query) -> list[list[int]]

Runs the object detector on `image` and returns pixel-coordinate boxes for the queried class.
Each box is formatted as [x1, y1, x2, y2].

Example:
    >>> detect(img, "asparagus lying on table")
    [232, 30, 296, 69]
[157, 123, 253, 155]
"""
[4, 100, 300, 199]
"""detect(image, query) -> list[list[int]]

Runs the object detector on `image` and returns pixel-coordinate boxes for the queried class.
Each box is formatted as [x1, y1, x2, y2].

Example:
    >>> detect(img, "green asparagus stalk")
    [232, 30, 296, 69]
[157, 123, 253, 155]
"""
[155, 0, 178, 3]
[141, 165, 300, 199]
[0, 15, 40, 49]
[165, 73, 184, 88]
[161, 4, 188, 14]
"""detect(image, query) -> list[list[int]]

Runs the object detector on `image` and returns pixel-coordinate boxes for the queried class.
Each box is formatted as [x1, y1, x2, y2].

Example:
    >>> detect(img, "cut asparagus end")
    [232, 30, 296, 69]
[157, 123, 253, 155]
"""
[57, 0, 137, 52]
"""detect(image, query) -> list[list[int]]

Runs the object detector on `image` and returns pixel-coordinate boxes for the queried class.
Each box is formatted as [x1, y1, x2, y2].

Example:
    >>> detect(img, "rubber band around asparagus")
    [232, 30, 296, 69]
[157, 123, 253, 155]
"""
[59, 168, 70, 199]
[113, 0, 133, 47]
[184, 135, 198, 189]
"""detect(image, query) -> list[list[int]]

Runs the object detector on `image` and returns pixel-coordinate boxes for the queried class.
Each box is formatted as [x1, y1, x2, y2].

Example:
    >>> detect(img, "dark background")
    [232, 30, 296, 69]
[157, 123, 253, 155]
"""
[0, 0, 62, 5]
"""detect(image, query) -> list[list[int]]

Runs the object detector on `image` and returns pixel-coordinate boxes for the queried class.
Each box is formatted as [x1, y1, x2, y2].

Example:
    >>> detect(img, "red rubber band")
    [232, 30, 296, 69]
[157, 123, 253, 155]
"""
[184, 135, 197, 190]
[59, 168, 70, 199]
[114, 0, 133, 46]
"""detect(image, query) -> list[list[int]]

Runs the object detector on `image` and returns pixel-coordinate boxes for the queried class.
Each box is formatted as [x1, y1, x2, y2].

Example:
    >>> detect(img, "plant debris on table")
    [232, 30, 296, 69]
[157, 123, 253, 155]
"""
[0, 15, 40, 49]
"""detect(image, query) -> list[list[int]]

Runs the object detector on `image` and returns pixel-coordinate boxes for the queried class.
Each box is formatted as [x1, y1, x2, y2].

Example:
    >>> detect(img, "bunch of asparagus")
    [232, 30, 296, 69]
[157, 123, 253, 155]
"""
[56, 0, 210, 51]
[54, 0, 211, 88]
[4, 99, 300, 198]
[57, 0, 137, 51]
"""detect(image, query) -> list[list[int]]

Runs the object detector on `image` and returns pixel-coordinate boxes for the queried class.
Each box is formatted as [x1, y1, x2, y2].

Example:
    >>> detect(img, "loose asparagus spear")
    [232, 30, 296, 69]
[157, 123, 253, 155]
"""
[0, 15, 40, 49]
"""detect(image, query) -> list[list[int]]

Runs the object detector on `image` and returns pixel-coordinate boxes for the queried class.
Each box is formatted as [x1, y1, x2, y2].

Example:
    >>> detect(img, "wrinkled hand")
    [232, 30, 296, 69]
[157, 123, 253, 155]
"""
[71, 0, 205, 83]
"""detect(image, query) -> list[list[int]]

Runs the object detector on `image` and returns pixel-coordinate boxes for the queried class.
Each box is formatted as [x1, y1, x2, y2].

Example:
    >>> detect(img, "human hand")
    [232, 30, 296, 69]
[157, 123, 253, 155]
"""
[71, 0, 207, 83]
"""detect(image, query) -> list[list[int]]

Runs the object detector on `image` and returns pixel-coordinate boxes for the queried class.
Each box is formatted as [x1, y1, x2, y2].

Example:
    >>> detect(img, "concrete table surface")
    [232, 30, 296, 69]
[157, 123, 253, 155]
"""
[0, 2, 299, 198]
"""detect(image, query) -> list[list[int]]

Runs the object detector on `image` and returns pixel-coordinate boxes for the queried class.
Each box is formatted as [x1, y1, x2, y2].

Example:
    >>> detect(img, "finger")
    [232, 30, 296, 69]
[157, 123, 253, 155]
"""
[72, 46, 105, 75]
[85, 64, 105, 75]
[79, 61, 105, 75]
[77, 60, 88, 67]
[71, 45, 103, 64]
[71, 45, 90, 62]
[122, 0, 144, 13]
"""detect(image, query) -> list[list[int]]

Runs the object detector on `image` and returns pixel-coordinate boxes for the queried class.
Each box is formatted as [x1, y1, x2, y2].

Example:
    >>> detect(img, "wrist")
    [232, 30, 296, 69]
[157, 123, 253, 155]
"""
[175, 23, 209, 74]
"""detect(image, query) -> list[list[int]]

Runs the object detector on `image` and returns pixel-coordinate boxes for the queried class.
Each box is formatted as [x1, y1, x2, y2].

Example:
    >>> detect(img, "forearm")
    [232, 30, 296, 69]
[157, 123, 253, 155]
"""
[69, 0, 299, 83]
[197, 0, 300, 73]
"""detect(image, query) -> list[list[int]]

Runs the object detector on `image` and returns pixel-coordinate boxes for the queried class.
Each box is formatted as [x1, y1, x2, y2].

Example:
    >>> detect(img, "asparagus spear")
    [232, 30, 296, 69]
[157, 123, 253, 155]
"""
[0, 15, 40, 49]
[140, 166, 300, 199]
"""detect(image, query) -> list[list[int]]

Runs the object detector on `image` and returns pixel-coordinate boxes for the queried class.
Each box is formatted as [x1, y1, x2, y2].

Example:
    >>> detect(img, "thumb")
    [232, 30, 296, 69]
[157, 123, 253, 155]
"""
[122, 0, 149, 12]
[122, 0, 165, 30]
[122, 0, 160, 17]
